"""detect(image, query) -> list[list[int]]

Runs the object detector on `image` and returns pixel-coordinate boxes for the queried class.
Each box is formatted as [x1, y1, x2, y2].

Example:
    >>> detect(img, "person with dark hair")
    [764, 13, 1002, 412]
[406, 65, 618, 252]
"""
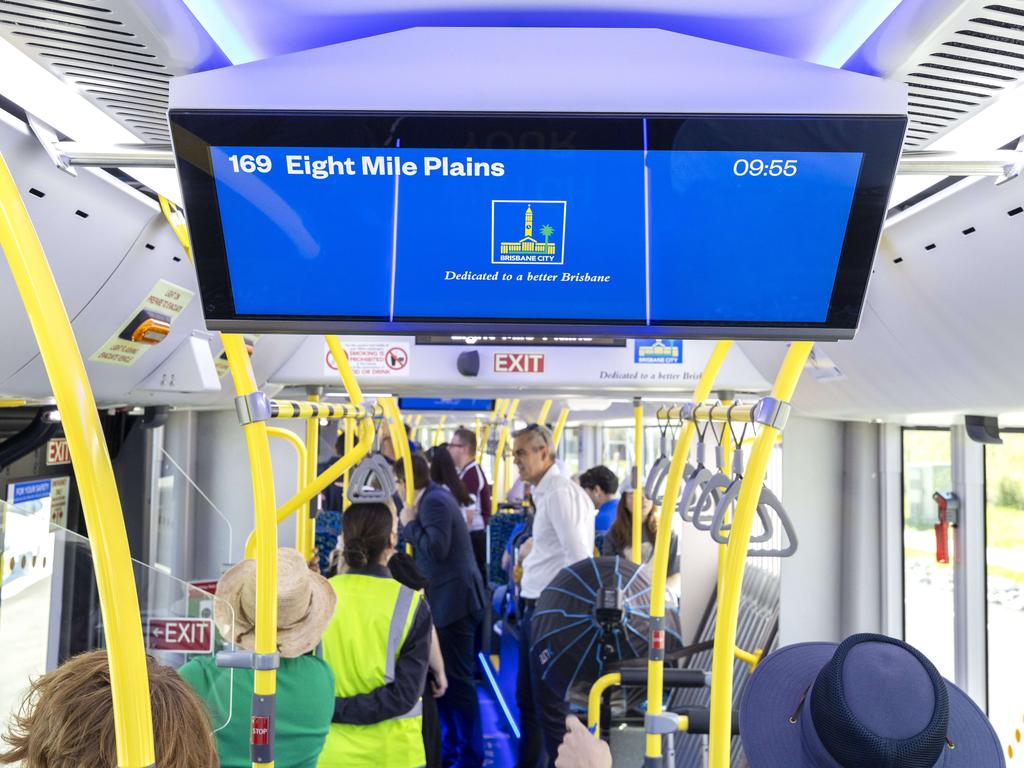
[430, 443, 474, 507]
[395, 453, 486, 768]
[601, 475, 682, 597]
[0, 650, 218, 768]
[578, 465, 620, 534]
[319, 502, 433, 768]
[447, 427, 492, 583]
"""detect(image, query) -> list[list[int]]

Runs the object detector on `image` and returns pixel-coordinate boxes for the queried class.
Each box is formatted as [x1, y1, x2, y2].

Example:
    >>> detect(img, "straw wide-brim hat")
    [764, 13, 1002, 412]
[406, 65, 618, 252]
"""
[213, 548, 336, 658]
[740, 634, 1003, 768]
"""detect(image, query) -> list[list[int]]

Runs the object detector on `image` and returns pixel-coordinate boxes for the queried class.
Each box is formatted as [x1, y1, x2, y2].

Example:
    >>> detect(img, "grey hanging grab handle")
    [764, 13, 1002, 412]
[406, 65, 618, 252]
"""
[347, 452, 398, 503]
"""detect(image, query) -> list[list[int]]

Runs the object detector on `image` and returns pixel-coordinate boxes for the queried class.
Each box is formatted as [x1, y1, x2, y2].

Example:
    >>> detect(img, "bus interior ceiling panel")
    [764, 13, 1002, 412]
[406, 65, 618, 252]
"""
[0, 112, 168, 394]
[738, 172, 1024, 421]
[266, 336, 773, 396]
[178, 0, 922, 68]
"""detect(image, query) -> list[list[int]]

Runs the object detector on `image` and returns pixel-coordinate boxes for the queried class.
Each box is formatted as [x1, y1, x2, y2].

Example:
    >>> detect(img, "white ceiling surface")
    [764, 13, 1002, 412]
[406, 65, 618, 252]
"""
[741, 170, 1024, 421]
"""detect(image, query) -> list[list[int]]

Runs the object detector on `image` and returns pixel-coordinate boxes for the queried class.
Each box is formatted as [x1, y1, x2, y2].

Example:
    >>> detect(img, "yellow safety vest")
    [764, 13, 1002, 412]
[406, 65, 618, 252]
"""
[317, 573, 425, 768]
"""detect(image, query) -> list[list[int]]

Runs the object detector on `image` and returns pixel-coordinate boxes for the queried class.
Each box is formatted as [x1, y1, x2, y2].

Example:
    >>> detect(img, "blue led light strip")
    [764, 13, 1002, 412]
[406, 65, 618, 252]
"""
[181, 0, 259, 65]
[478, 652, 521, 740]
[814, 0, 906, 68]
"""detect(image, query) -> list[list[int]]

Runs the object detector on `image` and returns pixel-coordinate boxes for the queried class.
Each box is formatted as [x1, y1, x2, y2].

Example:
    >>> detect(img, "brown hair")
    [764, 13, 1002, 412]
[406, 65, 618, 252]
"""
[452, 427, 477, 456]
[0, 650, 218, 768]
[429, 444, 473, 506]
[607, 494, 658, 553]
[342, 502, 394, 569]
[394, 453, 430, 491]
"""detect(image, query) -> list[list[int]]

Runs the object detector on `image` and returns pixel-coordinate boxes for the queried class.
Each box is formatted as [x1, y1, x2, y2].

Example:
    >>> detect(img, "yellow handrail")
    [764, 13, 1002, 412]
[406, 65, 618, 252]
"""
[433, 414, 447, 447]
[302, 393, 320, 561]
[262, 427, 308, 557]
[644, 340, 733, 761]
[552, 406, 570, 450]
[537, 398, 553, 425]
[343, 417, 355, 511]
[325, 335, 364, 405]
[492, 398, 519, 515]
[222, 333, 279, 768]
[1, 152, 155, 767]
[587, 672, 622, 737]
[632, 398, 644, 564]
[708, 341, 811, 768]
[383, 396, 414, 507]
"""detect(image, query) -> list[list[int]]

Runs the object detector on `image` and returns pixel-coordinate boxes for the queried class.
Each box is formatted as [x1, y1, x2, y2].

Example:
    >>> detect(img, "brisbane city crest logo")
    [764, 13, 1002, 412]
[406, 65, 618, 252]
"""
[491, 200, 567, 265]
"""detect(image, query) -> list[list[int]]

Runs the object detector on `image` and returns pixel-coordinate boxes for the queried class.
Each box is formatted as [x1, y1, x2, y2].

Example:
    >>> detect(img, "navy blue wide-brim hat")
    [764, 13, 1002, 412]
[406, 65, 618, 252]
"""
[740, 634, 1005, 768]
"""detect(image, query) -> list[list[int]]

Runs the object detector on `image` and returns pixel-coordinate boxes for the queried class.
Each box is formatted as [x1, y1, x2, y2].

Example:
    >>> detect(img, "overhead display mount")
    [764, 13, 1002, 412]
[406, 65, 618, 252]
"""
[169, 28, 907, 342]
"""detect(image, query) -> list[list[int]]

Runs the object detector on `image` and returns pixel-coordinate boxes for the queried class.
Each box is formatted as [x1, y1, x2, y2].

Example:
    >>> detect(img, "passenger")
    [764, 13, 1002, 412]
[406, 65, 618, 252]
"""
[387, 550, 448, 768]
[430, 442, 476, 526]
[600, 475, 682, 597]
[447, 427, 493, 584]
[578, 465, 620, 534]
[0, 649, 218, 767]
[179, 548, 336, 768]
[320, 502, 433, 768]
[396, 453, 486, 768]
[511, 423, 595, 768]
[555, 717, 612, 768]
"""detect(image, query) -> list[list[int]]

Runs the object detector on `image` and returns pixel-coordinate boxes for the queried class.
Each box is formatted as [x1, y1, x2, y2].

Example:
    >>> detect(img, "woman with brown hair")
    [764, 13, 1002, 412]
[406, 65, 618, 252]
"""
[0, 650, 218, 767]
[600, 475, 682, 597]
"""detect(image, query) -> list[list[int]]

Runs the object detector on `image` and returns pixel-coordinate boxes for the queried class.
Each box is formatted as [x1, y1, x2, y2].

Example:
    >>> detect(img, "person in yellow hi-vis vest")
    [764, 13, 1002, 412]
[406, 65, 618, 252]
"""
[319, 501, 433, 768]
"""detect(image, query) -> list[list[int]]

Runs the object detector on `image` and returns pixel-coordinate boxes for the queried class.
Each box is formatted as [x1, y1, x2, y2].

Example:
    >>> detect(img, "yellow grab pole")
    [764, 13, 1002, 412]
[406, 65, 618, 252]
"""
[552, 407, 570, 450]
[537, 398, 553, 425]
[413, 413, 423, 444]
[632, 397, 644, 564]
[587, 672, 622, 737]
[708, 342, 811, 768]
[0, 152, 155, 767]
[492, 399, 519, 516]
[433, 414, 447, 447]
[343, 417, 355, 511]
[644, 340, 733, 762]
[716, 400, 733, 600]
[324, 335, 365, 405]
[303, 393, 320, 560]
[264, 427, 308, 557]
[222, 333, 279, 768]
[244, 422, 372, 559]
[384, 396, 414, 507]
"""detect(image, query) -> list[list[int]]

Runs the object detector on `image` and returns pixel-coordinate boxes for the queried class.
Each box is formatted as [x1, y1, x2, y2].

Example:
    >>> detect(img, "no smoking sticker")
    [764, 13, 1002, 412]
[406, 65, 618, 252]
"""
[324, 341, 410, 377]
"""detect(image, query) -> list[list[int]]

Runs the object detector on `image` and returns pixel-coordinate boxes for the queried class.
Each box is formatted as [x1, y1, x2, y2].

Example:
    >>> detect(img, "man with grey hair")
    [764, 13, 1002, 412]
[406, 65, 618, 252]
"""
[512, 423, 594, 768]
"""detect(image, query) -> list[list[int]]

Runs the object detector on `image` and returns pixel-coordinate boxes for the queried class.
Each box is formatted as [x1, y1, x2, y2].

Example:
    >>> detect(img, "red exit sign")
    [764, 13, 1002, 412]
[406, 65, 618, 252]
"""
[46, 438, 70, 466]
[146, 618, 213, 653]
[494, 353, 544, 374]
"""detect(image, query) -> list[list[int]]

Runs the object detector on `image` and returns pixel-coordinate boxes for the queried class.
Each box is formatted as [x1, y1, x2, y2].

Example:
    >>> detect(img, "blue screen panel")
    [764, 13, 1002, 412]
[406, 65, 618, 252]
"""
[398, 398, 496, 411]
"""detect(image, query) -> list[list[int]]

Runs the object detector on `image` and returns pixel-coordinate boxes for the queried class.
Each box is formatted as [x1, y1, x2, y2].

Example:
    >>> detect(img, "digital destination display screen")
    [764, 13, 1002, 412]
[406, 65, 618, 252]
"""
[171, 113, 905, 339]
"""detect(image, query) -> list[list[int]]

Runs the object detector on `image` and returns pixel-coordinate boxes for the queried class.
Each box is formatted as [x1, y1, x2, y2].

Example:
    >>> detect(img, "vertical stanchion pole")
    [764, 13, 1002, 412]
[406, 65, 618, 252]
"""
[342, 417, 355, 511]
[492, 399, 519, 516]
[552, 407, 570, 450]
[0, 152, 155, 768]
[644, 340, 733, 765]
[716, 399, 733, 599]
[707, 342, 812, 768]
[537, 399, 553, 426]
[302, 388, 321, 561]
[632, 397, 644, 564]
[223, 333, 279, 768]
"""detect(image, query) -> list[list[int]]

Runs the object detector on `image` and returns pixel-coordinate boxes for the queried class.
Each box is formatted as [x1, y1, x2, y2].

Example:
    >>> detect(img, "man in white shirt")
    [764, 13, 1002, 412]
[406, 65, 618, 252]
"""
[512, 423, 594, 768]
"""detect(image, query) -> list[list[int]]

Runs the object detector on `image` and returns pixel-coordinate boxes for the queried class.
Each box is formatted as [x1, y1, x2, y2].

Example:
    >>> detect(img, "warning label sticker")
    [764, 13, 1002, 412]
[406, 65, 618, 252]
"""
[324, 341, 410, 377]
[90, 280, 194, 367]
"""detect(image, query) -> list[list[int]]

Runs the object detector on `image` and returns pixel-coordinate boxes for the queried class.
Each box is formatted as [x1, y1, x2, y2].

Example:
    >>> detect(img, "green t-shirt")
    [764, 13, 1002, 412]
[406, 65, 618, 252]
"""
[179, 654, 334, 768]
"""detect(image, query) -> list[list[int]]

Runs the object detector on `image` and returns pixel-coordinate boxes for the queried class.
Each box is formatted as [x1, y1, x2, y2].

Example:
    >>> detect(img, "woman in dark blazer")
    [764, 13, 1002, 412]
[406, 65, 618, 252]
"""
[397, 453, 485, 768]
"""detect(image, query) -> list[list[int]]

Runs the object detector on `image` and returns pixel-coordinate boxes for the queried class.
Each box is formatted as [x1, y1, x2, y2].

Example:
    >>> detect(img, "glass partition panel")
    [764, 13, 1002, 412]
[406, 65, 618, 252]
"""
[0, 498, 234, 734]
[985, 432, 1024, 750]
[902, 428, 954, 679]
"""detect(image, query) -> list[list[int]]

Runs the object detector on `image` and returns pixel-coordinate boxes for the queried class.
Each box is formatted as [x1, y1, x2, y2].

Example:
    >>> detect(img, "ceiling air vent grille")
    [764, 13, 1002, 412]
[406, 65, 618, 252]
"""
[0, 0, 206, 143]
[892, 1, 1024, 149]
